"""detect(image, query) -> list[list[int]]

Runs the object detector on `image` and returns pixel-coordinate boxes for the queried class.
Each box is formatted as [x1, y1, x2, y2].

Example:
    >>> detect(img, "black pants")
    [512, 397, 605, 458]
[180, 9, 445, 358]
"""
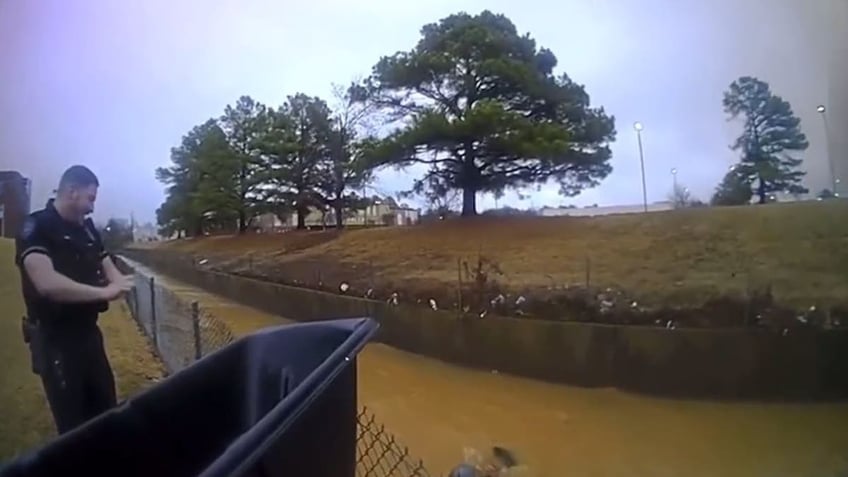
[37, 325, 117, 435]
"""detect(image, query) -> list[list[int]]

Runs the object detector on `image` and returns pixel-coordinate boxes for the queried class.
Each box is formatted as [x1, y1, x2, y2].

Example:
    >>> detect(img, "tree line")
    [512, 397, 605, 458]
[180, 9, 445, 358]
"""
[156, 11, 816, 237]
[156, 10, 617, 236]
[155, 86, 376, 236]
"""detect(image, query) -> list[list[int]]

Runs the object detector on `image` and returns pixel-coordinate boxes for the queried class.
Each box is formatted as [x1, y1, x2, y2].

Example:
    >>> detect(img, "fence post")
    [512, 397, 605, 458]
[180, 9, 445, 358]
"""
[191, 301, 202, 360]
[149, 276, 158, 348]
[132, 286, 138, 320]
[127, 287, 136, 323]
[456, 258, 463, 317]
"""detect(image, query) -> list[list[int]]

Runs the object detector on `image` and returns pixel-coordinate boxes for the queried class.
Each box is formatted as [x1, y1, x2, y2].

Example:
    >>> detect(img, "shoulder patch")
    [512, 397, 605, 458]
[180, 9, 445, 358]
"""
[20, 217, 37, 240]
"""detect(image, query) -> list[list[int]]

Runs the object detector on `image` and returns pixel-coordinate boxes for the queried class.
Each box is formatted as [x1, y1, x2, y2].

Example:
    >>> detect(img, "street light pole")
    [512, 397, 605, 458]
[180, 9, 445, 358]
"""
[634, 122, 648, 212]
[817, 105, 838, 195]
[671, 167, 678, 190]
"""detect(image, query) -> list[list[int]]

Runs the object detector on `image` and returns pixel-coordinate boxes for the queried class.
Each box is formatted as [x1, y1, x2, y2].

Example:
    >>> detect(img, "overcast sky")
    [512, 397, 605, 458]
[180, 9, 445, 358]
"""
[0, 0, 839, 223]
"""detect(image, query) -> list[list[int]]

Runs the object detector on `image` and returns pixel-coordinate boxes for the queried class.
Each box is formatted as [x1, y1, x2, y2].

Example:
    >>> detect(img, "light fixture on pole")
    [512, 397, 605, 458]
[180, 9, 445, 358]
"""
[633, 122, 648, 212]
[671, 167, 678, 190]
[817, 104, 838, 195]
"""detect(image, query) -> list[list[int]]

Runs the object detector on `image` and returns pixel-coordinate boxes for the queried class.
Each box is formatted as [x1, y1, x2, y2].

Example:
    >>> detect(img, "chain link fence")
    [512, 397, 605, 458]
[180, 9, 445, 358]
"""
[122, 265, 431, 477]
[124, 273, 235, 373]
[357, 407, 429, 477]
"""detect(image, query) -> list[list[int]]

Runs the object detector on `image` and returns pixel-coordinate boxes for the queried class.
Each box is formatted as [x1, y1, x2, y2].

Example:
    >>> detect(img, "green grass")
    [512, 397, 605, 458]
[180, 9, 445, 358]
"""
[0, 239, 164, 461]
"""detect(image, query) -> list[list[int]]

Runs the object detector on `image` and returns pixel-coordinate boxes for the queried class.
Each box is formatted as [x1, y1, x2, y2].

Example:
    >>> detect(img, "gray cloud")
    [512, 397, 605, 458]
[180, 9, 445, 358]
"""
[0, 0, 838, 222]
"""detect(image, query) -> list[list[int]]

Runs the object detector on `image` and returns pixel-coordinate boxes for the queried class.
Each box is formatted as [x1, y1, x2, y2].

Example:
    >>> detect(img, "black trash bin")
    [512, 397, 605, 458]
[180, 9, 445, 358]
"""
[1, 317, 378, 477]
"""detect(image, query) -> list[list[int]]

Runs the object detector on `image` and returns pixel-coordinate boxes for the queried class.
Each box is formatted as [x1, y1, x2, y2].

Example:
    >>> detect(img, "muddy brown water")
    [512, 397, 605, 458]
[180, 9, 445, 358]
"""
[125, 259, 848, 477]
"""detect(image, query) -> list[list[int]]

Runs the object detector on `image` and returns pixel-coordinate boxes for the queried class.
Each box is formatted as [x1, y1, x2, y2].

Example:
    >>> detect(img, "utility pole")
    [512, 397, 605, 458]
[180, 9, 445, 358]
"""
[634, 122, 648, 212]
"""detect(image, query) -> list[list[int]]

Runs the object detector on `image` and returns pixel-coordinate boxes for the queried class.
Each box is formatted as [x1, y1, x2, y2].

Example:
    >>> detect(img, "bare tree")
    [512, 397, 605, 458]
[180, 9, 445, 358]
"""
[315, 79, 381, 228]
[668, 183, 693, 209]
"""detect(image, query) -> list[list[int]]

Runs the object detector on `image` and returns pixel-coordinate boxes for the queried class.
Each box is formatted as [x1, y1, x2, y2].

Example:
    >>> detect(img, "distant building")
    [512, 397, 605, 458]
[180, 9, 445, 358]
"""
[252, 201, 421, 232]
[0, 170, 32, 238]
[765, 191, 814, 203]
[127, 213, 161, 242]
[344, 202, 420, 227]
[253, 212, 285, 232]
[284, 208, 338, 229]
[132, 222, 160, 242]
[539, 201, 674, 218]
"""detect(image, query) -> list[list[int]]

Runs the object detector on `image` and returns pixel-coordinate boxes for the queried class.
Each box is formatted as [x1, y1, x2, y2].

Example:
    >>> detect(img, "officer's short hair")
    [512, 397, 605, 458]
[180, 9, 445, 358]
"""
[58, 165, 99, 192]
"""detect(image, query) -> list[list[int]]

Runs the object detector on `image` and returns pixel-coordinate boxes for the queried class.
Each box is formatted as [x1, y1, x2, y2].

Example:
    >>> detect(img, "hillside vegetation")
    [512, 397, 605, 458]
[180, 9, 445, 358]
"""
[139, 201, 848, 326]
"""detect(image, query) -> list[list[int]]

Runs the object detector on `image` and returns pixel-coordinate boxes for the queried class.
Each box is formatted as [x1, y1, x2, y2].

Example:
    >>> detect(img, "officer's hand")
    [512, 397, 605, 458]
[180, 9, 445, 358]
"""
[102, 275, 134, 301]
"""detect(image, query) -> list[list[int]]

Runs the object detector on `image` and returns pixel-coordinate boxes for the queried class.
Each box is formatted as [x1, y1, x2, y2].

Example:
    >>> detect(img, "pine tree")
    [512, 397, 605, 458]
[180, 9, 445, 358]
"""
[256, 94, 333, 229]
[722, 76, 809, 204]
[219, 96, 269, 232]
[155, 119, 223, 237]
[363, 11, 615, 216]
[711, 167, 753, 206]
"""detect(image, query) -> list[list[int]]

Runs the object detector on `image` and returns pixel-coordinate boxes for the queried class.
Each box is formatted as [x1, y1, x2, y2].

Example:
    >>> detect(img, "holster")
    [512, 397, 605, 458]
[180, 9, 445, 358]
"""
[21, 316, 45, 375]
[94, 300, 109, 313]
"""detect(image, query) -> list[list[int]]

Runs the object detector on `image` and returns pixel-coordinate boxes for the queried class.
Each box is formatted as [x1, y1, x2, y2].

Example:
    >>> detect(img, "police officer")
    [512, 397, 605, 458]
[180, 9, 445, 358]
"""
[15, 165, 134, 435]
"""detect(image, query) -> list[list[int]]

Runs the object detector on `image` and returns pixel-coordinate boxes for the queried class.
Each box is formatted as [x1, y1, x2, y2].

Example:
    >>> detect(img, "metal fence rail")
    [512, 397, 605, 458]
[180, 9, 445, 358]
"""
[122, 266, 430, 477]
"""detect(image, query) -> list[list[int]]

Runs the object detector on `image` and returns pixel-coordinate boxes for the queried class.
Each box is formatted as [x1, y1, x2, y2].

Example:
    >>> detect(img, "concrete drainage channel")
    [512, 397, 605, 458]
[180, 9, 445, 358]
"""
[117, 256, 431, 477]
[120, 249, 848, 401]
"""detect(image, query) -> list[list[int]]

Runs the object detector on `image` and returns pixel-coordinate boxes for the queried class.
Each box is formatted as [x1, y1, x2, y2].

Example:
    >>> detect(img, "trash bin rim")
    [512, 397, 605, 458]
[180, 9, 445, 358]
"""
[199, 317, 379, 477]
[0, 318, 379, 477]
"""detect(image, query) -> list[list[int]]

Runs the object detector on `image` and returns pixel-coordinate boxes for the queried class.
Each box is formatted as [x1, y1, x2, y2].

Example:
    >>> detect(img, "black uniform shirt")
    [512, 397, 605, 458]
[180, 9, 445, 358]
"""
[15, 201, 109, 328]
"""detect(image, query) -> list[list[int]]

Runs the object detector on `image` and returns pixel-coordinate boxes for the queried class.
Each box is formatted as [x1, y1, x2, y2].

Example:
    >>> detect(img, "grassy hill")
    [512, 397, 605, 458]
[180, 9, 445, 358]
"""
[139, 201, 848, 327]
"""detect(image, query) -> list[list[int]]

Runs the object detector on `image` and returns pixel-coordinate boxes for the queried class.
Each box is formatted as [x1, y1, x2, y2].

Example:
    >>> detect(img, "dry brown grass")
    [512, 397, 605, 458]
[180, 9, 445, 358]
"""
[158, 230, 340, 256]
[144, 201, 848, 309]
[0, 239, 165, 461]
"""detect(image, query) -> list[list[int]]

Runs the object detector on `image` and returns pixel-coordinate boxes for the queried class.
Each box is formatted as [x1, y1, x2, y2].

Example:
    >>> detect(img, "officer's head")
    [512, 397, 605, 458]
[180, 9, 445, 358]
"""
[56, 165, 99, 218]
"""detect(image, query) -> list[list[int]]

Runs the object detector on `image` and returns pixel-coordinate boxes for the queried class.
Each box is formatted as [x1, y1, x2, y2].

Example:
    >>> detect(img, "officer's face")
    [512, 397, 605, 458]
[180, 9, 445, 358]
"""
[70, 184, 98, 216]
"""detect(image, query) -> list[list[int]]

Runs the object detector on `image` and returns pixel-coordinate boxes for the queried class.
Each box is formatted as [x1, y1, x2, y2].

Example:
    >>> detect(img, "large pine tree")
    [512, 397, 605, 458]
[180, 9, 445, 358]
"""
[722, 76, 809, 203]
[362, 11, 616, 216]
